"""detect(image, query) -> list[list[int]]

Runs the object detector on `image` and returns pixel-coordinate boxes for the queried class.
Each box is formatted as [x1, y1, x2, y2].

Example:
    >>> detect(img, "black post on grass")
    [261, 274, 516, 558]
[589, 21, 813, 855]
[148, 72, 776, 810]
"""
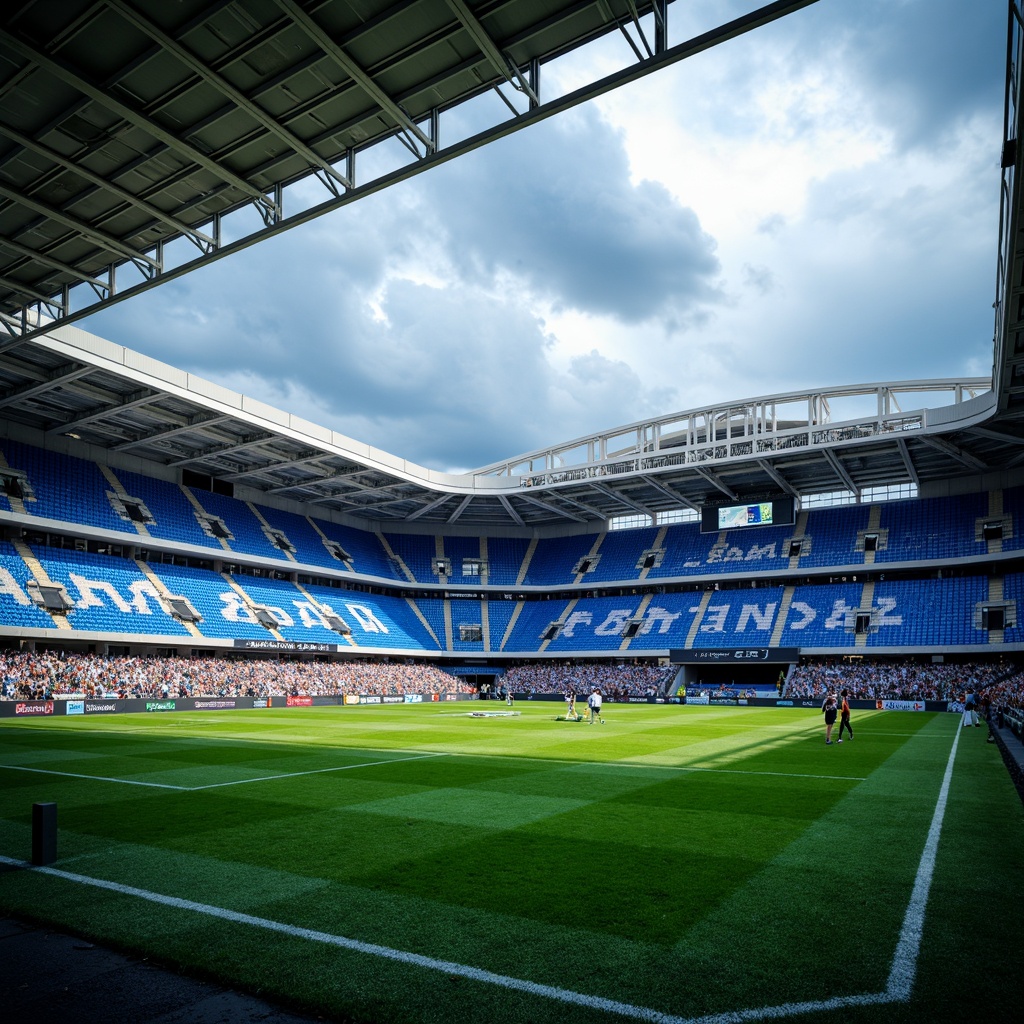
[32, 802, 56, 866]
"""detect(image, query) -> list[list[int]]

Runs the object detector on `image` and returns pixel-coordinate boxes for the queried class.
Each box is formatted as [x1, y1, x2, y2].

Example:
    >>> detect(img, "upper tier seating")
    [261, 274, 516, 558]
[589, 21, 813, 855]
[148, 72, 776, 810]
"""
[2, 440, 129, 533]
[111, 468, 219, 548]
[481, 536, 530, 586]
[520, 533, 598, 586]
[382, 532, 437, 583]
[2, 440, 1024, 590]
[875, 492, 991, 563]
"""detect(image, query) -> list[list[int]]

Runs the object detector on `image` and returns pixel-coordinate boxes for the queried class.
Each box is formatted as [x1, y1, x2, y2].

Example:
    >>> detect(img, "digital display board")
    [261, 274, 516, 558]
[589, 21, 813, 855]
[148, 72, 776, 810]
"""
[700, 496, 795, 534]
[717, 502, 773, 529]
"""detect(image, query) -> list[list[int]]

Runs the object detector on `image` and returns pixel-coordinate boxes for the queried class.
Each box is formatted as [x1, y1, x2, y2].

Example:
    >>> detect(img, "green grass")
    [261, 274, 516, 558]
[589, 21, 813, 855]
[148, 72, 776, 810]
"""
[0, 703, 1020, 1023]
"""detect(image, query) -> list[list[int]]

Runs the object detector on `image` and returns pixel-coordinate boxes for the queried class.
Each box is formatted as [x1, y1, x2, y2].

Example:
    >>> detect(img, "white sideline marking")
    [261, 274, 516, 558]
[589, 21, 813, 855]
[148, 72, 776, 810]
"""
[442, 749, 867, 783]
[884, 720, 961, 1000]
[0, 752, 446, 792]
[190, 752, 447, 790]
[0, 857, 694, 1023]
[0, 764, 186, 790]
[0, 727, 962, 1023]
[641, 765, 867, 782]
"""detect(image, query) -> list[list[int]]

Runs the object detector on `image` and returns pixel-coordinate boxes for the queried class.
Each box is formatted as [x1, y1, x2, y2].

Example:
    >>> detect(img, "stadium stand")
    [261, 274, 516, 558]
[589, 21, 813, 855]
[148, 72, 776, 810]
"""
[1, 440, 128, 534]
[0, 440, 1022, 666]
[109, 468, 221, 548]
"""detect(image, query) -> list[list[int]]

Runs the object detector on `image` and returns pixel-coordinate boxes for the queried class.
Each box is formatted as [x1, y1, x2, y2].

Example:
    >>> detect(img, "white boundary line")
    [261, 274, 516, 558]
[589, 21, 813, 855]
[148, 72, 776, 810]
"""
[0, 764, 187, 790]
[190, 752, 447, 790]
[0, 725, 963, 1022]
[438, 748, 868, 782]
[0, 755, 866, 787]
[0, 752, 447, 792]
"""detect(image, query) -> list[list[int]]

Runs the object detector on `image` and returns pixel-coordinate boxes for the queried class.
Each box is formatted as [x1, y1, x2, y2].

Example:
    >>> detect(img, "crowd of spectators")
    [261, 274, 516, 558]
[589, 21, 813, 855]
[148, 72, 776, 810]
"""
[785, 658, 1010, 703]
[4, 651, 1022, 715]
[0, 651, 475, 701]
[499, 662, 675, 698]
[982, 670, 1024, 717]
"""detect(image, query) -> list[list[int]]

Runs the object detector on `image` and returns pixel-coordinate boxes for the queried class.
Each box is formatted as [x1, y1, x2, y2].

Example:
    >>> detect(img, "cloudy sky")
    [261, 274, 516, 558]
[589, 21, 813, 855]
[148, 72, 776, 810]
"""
[83, 0, 1005, 474]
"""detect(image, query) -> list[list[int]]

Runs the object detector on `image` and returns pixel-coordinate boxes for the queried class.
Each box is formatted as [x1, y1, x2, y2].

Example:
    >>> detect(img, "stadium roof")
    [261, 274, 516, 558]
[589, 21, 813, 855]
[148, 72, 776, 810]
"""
[0, 0, 819, 338]
[0, 0, 1023, 529]
[0, 321, 1011, 529]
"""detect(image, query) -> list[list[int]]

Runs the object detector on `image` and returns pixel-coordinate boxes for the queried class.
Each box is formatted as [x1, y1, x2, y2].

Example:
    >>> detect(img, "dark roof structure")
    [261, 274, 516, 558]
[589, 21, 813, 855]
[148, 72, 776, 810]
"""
[0, 0, 817, 337]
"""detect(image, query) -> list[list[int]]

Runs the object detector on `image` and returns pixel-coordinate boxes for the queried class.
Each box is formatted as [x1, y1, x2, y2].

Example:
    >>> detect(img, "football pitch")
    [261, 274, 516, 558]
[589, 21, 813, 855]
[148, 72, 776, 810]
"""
[0, 703, 1020, 1024]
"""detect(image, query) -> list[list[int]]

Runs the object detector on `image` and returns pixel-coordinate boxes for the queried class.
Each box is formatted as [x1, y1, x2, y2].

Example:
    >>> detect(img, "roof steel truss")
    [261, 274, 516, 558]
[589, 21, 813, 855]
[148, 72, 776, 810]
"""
[0, 0, 819, 340]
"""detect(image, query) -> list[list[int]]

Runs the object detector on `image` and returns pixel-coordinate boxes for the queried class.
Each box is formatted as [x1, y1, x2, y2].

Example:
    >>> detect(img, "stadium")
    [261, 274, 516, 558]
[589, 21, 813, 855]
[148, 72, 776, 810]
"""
[0, 2, 1022, 1023]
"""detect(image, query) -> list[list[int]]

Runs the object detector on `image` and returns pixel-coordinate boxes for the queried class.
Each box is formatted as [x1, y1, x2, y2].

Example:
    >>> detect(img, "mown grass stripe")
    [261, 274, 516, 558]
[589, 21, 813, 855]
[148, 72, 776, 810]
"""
[0, 752, 448, 792]
[188, 751, 448, 790]
[0, 764, 187, 790]
[441, 750, 868, 782]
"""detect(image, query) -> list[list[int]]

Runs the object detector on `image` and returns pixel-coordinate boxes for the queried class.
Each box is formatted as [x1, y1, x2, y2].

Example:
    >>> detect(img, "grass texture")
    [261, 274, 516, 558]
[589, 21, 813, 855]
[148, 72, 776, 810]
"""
[0, 702, 1021, 1024]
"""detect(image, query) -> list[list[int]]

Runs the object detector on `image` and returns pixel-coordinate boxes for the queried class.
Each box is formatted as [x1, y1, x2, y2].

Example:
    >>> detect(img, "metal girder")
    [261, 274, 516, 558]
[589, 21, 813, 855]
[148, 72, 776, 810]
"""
[264, 464, 366, 492]
[0, 272, 66, 307]
[112, 412, 235, 452]
[557, 493, 616, 519]
[593, 482, 655, 518]
[0, 0, 821, 341]
[967, 425, 1024, 445]
[917, 435, 991, 472]
[822, 447, 859, 497]
[106, 0, 352, 194]
[0, 362, 92, 409]
[0, 233, 110, 291]
[44, 388, 159, 436]
[166, 432, 279, 468]
[272, 0, 435, 156]
[640, 474, 699, 510]
[222, 451, 332, 482]
[0, 180, 159, 272]
[406, 492, 456, 520]
[443, 0, 539, 106]
[498, 494, 525, 526]
[622, 0, 669, 59]
[0, 119, 217, 253]
[695, 466, 737, 500]
[0, 27, 278, 217]
[518, 492, 588, 523]
[756, 458, 797, 497]
[896, 438, 920, 486]
[447, 494, 474, 522]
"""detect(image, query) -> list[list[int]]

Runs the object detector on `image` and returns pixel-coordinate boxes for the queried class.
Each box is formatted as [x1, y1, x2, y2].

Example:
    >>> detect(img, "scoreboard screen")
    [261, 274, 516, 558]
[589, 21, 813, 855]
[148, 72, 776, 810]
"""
[717, 502, 772, 529]
[701, 496, 795, 534]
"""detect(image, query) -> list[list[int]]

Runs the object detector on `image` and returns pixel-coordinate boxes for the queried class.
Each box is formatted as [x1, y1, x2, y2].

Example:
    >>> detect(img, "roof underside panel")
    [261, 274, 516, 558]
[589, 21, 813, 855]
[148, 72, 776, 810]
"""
[0, 0, 699, 330]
